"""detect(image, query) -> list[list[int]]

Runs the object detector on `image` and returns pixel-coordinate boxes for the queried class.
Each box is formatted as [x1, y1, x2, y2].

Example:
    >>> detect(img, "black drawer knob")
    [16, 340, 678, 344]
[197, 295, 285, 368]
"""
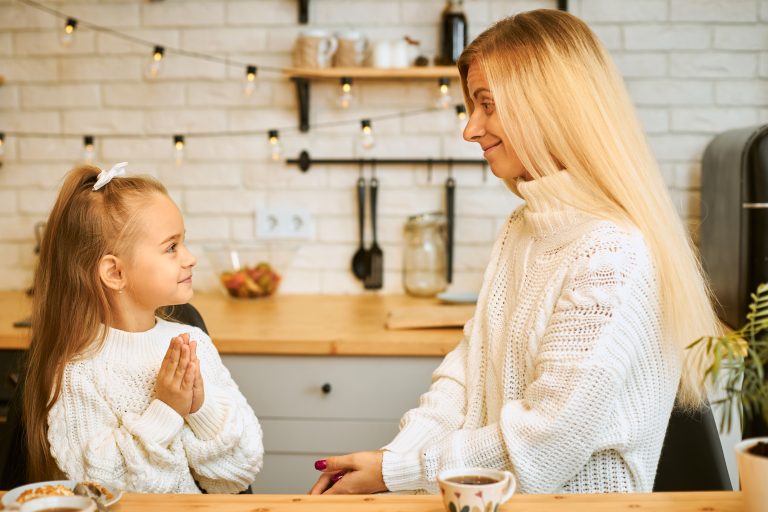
[321, 383, 332, 394]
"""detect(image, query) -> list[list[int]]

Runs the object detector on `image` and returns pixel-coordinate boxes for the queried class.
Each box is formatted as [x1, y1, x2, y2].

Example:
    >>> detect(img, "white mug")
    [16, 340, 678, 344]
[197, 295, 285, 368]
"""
[334, 30, 368, 67]
[437, 467, 516, 512]
[293, 29, 338, 68]
[389, 39, 410, 68]
[370, 40, 392, 68]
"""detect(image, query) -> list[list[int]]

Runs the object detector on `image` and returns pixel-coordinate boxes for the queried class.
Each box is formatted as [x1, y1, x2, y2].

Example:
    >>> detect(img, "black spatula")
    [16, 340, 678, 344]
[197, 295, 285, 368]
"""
[364, 177, 383, 290]
[351, 177, 368, 281]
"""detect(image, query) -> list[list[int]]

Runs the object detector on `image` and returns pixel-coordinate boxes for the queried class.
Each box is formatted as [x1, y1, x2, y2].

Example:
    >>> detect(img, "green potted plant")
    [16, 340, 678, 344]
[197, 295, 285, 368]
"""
[688, 283, 768, 511]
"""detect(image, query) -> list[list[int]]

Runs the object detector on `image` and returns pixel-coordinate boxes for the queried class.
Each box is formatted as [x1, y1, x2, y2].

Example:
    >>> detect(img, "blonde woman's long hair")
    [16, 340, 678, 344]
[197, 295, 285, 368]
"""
[23, 165, 167, 482]
[457, 9, 720, 408]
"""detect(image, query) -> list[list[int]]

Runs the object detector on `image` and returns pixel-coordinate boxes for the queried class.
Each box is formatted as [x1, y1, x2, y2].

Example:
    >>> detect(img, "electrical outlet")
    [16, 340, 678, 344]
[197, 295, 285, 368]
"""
[256, 207, 314, 240]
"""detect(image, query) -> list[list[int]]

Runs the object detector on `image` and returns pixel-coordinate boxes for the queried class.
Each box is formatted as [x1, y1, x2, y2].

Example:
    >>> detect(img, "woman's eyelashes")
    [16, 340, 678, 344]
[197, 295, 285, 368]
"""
[481, 101, 495, 114]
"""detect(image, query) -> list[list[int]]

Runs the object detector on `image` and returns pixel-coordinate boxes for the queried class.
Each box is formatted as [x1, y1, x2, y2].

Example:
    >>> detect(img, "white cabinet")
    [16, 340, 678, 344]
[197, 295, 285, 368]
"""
[222, 355, 441, 493]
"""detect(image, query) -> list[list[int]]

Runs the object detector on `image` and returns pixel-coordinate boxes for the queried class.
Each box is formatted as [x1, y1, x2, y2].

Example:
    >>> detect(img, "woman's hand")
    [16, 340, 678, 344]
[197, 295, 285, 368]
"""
[188, 338, 205, 414]
[155, 334, 196, 417]
[308, 451, 387, 495]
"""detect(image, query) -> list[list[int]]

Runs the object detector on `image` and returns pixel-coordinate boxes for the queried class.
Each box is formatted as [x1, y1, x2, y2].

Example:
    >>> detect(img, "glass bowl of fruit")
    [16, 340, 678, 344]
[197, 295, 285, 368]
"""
[205, 244, 297, 299]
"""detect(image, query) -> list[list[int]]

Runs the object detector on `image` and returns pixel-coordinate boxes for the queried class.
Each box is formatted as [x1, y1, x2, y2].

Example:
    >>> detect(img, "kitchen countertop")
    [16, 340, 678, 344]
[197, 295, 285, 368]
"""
[0, 491, 746, 511]
[0, 291, 467, 356]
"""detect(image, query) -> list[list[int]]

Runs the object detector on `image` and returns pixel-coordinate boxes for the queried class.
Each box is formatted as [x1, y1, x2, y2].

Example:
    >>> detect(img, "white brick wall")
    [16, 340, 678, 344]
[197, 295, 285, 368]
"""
[0, 0, 765, 300]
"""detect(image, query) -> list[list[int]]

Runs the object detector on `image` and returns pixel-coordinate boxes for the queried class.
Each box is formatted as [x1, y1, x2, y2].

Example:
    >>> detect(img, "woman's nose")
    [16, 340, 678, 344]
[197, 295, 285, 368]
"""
[463, 111, 485, 142]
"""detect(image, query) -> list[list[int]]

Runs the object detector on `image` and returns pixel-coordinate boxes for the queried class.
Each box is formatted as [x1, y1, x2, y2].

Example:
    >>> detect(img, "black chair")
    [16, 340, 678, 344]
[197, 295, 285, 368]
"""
[652, 403, 732, 492]
[0, 304, 253, 493]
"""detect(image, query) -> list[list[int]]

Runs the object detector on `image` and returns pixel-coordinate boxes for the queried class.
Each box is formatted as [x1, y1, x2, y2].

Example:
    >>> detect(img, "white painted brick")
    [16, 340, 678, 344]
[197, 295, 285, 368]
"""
[230, 215, 255, 241]
[18, 189, 57, 215]
[761, 53, 768, 77]
[268, 189, 354, 215]
[624, 25, 711, 50]
[591, 25, 622, 51]
[0, 216, 40, 242]
[21, 84, 101, 109]
[763, 0, 768, 20]
[674, 161, 702, 189]
[150, 55, 226, 80]
[96, 30, 181, 55]
[0, 84, 18, 110]
[326, 165, 415, 188]
[102, 83, 186, 108]
[228, 108, 294, 131]
[670, 189, 701, 218]
[142, 2, 225, 27]
[18, 138, 81, 162]
[292, 243, 352, 271]
[266, 27, 303, 53]
[61, 3, 140, 27]
[715, 26, 768, 50]
[249, 164, 329, 190]
[0, 190, 16, 214]
[320, 269, 371, 293]
[0, 267, 31, 290]
[13, 30, 96, 56]
[0, 164, 67, 188]
[184, 215, 231, 241]
[62, 109, 144, 134]
[454, 244, 494, 272]
[0, 111, 60, 132]
[716, 81, 768, 105]
[353, 136, 442, 159]
[228, 1, 296, 25]
[0, 243, 20, 266]
[188, 82, 274, 107]
[0, 32, 11, 56]
[185, 190, 266, 214]
[313, 1, 400, 25]
[58, 56, 143, 82]
[581, 0, 667, 22]
[0, 58, 58, 82]
[101, 138, 172, 161]
[648, 134, 711, 160]
[613, 53, 667, 77]
[279, 269, 322, 293]
[489, 0, 552, 20]
[180, 29, 267, 54]
[144, 109, 228, 134]
[185, 137, 264, 160]
[159, 162, 242, 188]
[445, 271, 483, 294]
[669, 53, 756, 78]
[0, 5, 56, 30]
[636, 108, 670, 134]
[627, 80, 713, 105]
[671, 107, 758, 133]
[670, 0, 758, 22]
[316, 216, 357, 244]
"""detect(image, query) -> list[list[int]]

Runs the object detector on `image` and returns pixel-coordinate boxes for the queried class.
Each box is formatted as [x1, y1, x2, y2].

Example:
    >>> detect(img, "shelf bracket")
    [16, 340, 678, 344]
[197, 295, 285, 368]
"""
[292, 77, 310, 133]
[298, 0, 309, 24]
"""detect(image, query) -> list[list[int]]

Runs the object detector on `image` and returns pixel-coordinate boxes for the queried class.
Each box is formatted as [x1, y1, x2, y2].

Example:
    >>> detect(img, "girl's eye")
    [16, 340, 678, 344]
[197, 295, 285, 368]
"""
[167, 243, 177, 253]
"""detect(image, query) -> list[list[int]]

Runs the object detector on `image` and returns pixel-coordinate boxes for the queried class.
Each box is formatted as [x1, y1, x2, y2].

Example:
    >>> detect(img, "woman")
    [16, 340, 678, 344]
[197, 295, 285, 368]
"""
[310, 9, 719, 495]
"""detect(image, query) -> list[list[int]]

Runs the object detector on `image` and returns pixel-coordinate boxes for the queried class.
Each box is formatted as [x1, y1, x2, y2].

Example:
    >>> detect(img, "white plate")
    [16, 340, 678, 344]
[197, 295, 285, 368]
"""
[2, 480, 123, 510]
[437, 291, 479, 304]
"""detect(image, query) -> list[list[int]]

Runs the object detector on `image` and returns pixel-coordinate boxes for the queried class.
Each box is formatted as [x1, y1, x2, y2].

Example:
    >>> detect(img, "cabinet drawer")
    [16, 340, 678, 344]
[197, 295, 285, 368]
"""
[223, 355, 440, 420]
[261, 418, 399, 454]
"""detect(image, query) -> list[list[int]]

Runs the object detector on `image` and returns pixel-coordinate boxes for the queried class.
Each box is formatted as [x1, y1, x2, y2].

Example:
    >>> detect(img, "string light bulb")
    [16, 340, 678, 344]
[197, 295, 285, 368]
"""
[360, 119, 374, 150]
[145, 46, 165, 79]
[83, 135, 94, 164]
[243, 65, 258, 96]
[173, 135, 185, 166]
[337, 77, 354, 109]
[455, 104, 467, 121]
[61, 18, 77, 47]
[436, 78, 452, 109]
[0, 133, 5, 165]
[268, 130, 282, 162]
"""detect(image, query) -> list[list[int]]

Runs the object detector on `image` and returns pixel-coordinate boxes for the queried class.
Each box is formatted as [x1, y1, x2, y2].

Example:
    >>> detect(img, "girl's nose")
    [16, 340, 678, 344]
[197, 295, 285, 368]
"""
[182, 245, 197, 268]
[463, 111, 485, 142]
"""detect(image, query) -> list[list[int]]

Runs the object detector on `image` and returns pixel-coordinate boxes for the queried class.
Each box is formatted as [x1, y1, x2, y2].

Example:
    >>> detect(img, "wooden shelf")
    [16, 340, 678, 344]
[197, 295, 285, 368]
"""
[283, 66, 459, 80]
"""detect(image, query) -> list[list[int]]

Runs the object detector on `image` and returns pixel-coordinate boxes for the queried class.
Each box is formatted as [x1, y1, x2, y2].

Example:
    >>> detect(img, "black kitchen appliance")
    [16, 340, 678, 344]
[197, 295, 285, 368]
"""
[700, 123, 768, 437]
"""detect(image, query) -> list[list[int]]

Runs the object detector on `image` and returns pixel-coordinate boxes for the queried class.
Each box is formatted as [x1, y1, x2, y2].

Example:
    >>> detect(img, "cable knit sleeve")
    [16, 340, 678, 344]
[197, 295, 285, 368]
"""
[383, 231, 657, 494]
[48, 361, 190, 493]
[181, 329, 264, 494]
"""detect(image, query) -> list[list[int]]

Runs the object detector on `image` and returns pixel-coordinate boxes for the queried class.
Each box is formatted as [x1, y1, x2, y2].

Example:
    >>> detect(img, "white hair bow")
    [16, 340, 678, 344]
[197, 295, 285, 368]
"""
[92, 162, 128, 191]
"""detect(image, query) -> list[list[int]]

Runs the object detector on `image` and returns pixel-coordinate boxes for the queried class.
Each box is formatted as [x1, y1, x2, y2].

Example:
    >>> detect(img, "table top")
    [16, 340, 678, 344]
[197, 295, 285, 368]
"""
[0, 491, 742, 511]
[0, 291, 465, 356]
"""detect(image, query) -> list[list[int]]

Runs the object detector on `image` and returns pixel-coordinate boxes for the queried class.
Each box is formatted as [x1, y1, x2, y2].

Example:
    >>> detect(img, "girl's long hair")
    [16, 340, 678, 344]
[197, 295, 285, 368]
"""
[24, 165, 167, 482]
[457, 9, 720, 408]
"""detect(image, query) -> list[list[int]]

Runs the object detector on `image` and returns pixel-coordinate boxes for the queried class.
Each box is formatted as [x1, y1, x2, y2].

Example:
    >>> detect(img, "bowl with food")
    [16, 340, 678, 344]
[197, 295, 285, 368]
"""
[205, 243, 298, 299]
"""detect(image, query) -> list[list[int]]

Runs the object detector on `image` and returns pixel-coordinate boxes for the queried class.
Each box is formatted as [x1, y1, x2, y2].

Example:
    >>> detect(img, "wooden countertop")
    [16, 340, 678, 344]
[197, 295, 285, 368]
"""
[0, 491, 745, 511]
[0, 291, 466, 356]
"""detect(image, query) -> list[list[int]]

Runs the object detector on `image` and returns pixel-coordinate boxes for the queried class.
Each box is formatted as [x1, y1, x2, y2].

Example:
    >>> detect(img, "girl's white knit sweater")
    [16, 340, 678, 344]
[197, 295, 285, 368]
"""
[47, 319, 264, 494]
[382, 171, 680, 494]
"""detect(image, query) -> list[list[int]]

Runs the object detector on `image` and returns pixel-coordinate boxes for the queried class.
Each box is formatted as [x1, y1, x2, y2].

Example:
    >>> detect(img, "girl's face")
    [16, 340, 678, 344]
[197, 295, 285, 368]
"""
[123, 193, 197, 310]
[463, 60, 528, 180]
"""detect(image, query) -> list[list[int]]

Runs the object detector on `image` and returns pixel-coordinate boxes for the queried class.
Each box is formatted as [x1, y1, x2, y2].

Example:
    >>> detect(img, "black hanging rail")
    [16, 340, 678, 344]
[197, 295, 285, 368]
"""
[286, 150, 486, 172]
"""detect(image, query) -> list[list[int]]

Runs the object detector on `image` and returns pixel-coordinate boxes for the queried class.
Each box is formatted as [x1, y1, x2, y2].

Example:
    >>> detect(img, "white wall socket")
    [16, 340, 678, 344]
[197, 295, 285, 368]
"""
[256, 207, 314, 240]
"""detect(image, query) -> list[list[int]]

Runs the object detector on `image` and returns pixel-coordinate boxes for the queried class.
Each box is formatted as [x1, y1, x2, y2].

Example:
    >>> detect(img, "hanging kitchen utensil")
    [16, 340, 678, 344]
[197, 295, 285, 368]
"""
[364, 173, 383, 290]
[445, 174, 455, 284]
[351, 173, 369, 281]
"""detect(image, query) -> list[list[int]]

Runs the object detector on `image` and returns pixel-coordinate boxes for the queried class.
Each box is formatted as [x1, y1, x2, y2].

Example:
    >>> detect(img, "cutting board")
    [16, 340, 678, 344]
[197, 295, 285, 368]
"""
[385, 304, 475, 330]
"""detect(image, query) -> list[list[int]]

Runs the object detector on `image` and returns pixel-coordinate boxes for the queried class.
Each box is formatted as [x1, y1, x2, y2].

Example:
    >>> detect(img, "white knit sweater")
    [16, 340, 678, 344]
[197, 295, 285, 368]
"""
[47, 319, 264, 494]
[382, 171, 680, 494]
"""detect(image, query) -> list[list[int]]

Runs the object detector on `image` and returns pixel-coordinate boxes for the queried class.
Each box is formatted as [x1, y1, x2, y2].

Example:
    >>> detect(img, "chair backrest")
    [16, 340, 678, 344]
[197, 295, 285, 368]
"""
[0, 303, 210, 489]
[652, 404, 732, 492]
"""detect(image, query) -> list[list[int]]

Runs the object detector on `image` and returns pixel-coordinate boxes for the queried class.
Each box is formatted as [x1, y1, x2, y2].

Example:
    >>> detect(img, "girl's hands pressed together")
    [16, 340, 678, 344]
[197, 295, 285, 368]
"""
[155, 334, 196, 416]
[188, 336, 205, 414]
[309, 451, 386, 495]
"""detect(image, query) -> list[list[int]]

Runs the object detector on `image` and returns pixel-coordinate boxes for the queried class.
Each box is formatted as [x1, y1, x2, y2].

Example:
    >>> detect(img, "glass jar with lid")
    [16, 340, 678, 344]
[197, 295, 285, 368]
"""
[403, 212, 448, 297]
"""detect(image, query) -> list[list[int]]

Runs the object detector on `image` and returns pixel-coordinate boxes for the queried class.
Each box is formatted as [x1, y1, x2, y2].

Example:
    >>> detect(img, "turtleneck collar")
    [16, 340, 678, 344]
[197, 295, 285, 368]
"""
[516, 171, 588, 237]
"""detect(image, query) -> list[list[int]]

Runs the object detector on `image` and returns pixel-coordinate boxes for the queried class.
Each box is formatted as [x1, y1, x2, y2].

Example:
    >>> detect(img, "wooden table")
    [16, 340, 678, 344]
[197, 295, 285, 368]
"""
[0, 291, 466, 356]
[0, 491, 744, 511]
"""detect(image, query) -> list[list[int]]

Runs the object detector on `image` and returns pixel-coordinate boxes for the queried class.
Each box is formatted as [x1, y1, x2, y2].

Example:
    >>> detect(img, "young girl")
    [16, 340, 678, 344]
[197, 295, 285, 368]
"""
[23, 163, 264, 493]
[310, 9, 720, 495]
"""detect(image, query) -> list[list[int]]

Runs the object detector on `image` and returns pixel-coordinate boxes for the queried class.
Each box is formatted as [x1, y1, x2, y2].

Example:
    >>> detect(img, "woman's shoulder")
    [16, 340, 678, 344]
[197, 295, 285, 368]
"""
[567, 218, 653, 269]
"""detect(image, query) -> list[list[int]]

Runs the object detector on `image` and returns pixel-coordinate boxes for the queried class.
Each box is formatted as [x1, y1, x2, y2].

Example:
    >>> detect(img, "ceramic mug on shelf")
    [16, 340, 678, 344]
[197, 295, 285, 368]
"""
[333, 31, 368, 67]
[293, 29, 338, 69]
[437, 467, 517, 512]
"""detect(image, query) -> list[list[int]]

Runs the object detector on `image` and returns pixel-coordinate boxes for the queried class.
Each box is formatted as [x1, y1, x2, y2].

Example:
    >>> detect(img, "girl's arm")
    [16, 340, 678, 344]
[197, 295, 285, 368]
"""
[181, 330, 264, 494]
[47, 362, 195, 493]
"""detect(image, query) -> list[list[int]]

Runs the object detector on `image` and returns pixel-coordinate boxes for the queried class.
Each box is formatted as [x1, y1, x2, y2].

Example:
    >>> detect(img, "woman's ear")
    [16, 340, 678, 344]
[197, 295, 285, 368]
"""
[98, 254, 125, 292]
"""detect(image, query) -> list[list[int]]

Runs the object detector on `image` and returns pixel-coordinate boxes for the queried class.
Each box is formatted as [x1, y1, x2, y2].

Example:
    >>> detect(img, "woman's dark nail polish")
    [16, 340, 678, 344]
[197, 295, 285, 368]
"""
[331, 472, 344, 483]
[314, 459, 327, 470]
